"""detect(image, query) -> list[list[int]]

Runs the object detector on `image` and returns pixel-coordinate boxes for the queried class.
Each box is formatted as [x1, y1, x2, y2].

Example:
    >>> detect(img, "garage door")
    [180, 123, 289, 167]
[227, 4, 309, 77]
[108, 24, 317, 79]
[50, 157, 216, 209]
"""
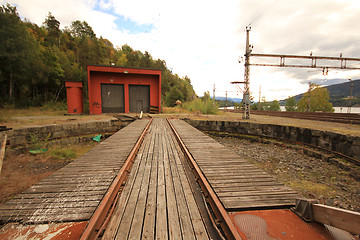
[101, 84, 124, 113]
[129, 85, 150, 113]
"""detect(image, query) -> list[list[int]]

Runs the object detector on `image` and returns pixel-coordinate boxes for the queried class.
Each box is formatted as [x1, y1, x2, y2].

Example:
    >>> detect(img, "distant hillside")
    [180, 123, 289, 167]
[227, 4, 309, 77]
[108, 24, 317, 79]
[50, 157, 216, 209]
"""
[211, 96, 242, 108]
[214, 96, 242, 103]
[280, 80, 360, 107]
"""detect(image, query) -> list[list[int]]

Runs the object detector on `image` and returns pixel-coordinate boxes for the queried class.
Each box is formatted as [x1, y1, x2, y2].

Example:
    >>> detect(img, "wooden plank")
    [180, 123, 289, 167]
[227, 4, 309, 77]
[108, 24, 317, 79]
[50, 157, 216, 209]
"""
[222, 199, 295, 209]
[0, 194, 104, 206]
[0, 134, 6, 174]
[313, 204, 360, 235]
[127, 132, 154, 240]
[162, 132, 182, 240]
[156, 131, 169, 240]
[217, 190, 298, 198]
[0, 207, 95, 217]
[23, 185, 109, 194]
[11, 190, 107, 199]
[0, 200, 100, 212]
[141, 132, 158, 239]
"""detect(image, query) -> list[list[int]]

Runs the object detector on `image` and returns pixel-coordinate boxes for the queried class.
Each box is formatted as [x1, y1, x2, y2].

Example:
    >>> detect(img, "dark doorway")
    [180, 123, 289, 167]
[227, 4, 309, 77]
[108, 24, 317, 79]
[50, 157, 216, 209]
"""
[101, 84, 124, 113]
[129, 85, 150, 113]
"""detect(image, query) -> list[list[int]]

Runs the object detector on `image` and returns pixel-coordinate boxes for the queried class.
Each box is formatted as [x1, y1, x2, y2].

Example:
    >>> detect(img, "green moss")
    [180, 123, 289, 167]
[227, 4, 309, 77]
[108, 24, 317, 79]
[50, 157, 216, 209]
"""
[289, 180, 331, 197]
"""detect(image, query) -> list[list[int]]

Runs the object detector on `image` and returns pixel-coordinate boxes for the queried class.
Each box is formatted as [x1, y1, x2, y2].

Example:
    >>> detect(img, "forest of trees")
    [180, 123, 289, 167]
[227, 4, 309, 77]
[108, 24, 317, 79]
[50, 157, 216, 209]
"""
[0, 4, 196, 110]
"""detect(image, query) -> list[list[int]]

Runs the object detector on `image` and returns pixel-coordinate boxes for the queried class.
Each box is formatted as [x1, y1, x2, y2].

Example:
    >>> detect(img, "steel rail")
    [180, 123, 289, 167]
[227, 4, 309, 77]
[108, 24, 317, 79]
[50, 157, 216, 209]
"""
[80, 118, 153, 240]
[166, 118, 243, 240]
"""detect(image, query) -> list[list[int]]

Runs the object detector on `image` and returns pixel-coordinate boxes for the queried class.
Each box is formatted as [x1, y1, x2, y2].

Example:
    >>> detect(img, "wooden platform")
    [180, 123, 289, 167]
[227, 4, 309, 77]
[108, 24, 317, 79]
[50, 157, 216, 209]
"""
[0, 119, 149, 224]
[170, 119, 299, 211]
[103, 118, 211, 240]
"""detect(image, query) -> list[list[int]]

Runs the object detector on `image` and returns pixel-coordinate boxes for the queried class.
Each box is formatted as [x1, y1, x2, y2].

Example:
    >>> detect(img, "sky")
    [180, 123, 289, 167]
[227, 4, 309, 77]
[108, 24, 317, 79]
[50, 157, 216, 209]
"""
[3, 0, 360, 101]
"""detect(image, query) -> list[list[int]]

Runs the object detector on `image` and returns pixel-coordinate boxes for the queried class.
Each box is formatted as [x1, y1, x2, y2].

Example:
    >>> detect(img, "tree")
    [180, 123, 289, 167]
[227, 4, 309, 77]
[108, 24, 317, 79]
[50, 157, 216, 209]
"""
[43, 12, 60, 46]
[201, 91, 212, 102]
[41, 46, 64, 102]
[269, 100, 280, 111]
[0, 4, 39, 105]
[297, 86, 334, 112]
[165, 86, 184, 106]
[69, 20, 95, 39]
[285, 96, 297, 111]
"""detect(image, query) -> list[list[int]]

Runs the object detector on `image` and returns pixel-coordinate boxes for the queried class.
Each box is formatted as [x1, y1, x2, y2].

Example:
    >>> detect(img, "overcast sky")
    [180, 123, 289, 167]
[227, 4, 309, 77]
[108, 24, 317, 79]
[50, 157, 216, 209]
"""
[3, 0, 360, 100]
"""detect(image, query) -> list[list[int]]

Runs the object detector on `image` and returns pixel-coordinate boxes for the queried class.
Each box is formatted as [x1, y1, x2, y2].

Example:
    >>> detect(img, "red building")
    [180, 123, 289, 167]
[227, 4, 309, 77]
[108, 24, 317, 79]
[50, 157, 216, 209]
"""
[87, 65, 161, 115]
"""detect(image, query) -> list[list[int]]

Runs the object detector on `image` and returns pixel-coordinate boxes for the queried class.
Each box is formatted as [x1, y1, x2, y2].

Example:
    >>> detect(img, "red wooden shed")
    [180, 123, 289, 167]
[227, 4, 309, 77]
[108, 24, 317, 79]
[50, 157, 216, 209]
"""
[87, 65, 161, 115]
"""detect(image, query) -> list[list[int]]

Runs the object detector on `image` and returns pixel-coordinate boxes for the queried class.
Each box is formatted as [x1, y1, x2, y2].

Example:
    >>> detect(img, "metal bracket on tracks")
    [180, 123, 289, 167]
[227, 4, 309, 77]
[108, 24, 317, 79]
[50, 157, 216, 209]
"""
[291, 198, 319, 222]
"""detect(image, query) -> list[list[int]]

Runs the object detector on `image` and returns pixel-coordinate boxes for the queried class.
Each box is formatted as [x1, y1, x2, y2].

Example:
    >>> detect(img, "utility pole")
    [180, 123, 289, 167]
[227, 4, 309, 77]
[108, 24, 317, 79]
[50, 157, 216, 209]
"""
[258, 85, 261, 110]
[243, 26, 252, 119]
[306, 82, 311, 112]
[225, 91, 228, 109]
[239, 29, 360, 117]
[306, 82, 316, 112]
[213, 84, 216, 100]
[348, 79, 353, 113]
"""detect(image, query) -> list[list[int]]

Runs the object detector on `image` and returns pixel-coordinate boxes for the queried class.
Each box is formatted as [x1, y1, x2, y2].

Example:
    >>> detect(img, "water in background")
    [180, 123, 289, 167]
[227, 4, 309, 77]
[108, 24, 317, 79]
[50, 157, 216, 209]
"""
[280, 106, 360, 113]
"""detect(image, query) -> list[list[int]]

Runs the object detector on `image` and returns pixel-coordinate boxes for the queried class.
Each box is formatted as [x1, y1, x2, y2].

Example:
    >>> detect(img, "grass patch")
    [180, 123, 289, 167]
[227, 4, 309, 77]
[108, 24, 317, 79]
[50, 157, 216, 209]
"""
[0, 112, 11, 123]
[47, 142, 97, 161]
[0, 104, 66, 118]
[50, 148, 76, 160]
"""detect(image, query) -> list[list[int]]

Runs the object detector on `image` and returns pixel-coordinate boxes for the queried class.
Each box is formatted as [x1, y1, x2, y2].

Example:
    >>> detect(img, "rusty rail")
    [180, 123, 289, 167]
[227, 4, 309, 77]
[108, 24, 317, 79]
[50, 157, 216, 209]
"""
[80, 118, 153, 240]
[166, 118, 243, 240]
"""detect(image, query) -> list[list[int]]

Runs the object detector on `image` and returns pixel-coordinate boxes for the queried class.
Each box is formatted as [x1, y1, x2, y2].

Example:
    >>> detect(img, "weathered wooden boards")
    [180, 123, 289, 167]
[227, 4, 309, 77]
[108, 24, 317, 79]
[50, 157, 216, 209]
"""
[103, 118, 210, 240]
[0, 119, 149, 224]
[170, 119, 299, 211]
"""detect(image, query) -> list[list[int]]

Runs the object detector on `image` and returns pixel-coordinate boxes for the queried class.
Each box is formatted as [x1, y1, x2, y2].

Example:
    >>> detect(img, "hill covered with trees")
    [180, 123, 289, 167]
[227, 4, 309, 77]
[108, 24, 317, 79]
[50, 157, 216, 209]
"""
[0, 4, 196, 110]
[280, 80, 360, 107]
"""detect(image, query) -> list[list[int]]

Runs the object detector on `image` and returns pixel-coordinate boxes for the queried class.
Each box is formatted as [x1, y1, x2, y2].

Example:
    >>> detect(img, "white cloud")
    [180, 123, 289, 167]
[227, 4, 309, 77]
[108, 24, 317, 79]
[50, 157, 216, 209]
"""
[2, 0, 360, 101]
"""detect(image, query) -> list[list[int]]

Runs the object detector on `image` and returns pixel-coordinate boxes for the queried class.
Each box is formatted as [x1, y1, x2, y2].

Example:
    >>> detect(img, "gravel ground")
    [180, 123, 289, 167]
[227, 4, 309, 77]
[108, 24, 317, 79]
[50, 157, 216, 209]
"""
[210, 135, 360, 212]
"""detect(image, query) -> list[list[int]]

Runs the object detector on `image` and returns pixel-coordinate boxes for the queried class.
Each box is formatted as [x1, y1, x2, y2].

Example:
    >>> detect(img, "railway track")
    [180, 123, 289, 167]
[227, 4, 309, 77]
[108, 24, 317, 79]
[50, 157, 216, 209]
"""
[79, 117, 359, 239]
[226, 109, 360, 125]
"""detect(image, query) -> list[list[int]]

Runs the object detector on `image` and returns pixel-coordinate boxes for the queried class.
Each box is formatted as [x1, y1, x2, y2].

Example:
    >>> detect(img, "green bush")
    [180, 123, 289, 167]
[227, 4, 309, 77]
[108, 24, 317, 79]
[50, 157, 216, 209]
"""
[183, 96, 218, 114]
